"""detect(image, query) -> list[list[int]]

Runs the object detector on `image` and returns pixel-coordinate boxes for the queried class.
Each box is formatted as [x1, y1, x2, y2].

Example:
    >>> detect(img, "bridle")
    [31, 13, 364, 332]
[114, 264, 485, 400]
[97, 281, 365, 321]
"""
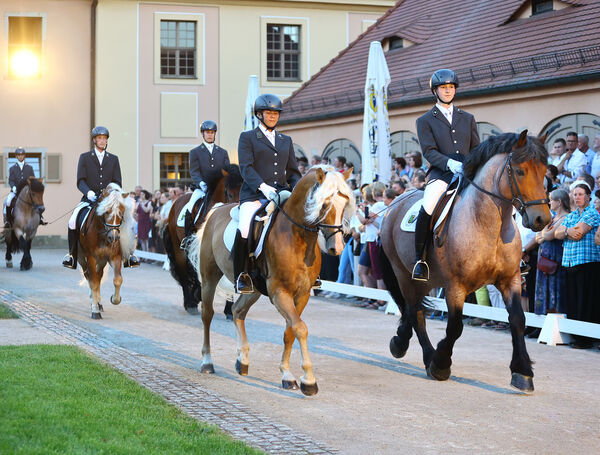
[272, 191, 349, 241]
[18, 186, 44, 213]
[465, 152, 549, 217]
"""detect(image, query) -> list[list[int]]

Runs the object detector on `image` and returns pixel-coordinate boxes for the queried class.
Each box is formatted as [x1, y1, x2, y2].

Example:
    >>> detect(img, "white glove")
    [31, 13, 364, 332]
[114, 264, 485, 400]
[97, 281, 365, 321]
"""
[198, 181, 208, 193]
[446, 159, 463, 174]
[87, 190, 97, 202]
[259, 183, 277, 201]
[12, 186, 17, 193]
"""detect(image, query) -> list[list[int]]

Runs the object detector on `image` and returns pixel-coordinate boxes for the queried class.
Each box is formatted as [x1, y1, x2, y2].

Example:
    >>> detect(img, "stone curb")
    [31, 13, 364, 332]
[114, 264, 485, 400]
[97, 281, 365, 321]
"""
[0, 289, 337, 454]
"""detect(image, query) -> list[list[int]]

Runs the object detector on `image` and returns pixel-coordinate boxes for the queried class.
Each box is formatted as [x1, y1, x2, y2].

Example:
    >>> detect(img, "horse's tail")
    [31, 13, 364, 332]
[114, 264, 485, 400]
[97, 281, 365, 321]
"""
[162, 223, 183, 285]
[184, 230, 201, 279]
[379, 245, 406, 314]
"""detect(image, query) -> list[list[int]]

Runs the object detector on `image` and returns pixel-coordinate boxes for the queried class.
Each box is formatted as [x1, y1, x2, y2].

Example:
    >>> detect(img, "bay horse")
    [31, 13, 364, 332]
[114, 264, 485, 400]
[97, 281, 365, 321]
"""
[3, 177, 45, 270]
[163, 164, 242, 314]
[78, 183, 136, 319]
[380, 131, 551, 392]
[187, 166, 355, 395]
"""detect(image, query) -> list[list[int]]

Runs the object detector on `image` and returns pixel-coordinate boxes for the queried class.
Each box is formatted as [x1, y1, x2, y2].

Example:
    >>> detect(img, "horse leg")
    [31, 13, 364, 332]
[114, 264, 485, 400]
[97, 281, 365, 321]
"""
[198, 269, 222, 374]
[279, 293, 311, 391]
[390, 310, 413, 359]
[19, 236, 32, 271]
[427, 286, 466, 381]
[110, 257, 123, 305]
[232, 293, 260, 376]
[88, 258, 102, 319]
[498, 277, 534, 392]
[5, 245, 12, 268]
[273, 291, 317, 396]
[402, 289, 436, 370]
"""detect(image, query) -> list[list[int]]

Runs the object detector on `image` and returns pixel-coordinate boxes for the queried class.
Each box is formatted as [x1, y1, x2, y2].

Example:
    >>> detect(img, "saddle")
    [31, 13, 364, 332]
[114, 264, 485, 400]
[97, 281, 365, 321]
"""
[77, 205, 94, 235]
[176, 196, 205, 228]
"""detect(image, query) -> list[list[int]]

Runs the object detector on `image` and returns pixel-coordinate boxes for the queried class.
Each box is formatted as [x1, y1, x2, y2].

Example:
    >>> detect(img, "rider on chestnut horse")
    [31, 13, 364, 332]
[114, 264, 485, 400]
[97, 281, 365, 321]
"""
[3, 147, 47, 228]
[62, 126, 139, 270]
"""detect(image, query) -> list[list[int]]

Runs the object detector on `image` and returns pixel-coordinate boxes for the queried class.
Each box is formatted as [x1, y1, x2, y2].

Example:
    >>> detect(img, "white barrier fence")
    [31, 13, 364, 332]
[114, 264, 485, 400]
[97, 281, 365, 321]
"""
[136, 250, 600, 347]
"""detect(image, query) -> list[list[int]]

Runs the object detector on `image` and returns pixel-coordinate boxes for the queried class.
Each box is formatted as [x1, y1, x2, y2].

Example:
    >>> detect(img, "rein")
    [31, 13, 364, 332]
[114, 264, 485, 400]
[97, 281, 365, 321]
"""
[463, 152, 549, 216]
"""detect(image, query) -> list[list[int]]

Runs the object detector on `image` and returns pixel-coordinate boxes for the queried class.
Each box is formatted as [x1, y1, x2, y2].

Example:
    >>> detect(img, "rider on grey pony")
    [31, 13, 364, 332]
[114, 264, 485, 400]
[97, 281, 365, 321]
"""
[412, 69, 480, 281]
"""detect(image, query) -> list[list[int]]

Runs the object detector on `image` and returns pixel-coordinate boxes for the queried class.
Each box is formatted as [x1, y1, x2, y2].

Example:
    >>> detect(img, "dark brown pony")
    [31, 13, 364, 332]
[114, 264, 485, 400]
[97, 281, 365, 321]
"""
[3, 177, 45, 270]
[380, 131, 551, 392]
[187, 166, 355, 395]
[163, 164, 242, 314]
[78, 183, 136, 319]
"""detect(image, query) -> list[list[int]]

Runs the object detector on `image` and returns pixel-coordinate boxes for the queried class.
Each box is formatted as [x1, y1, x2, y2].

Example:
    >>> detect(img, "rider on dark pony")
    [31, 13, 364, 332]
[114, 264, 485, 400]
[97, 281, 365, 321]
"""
[412, 69, 480, 281]
[181, 120, 230, 238]
[234, 94, 321, 294]
[3, 147, 47, 227]
[62, 126, 139, 270]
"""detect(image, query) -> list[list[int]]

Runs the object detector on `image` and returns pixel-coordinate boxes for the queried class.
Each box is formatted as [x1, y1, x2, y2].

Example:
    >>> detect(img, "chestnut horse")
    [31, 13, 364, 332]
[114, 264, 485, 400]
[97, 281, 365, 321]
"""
[3, 177, 45, 270]
[380, 131, 551, 392]
[78, 183, 136, 319]
[163, 164, 242, 314]
[187, 167, 355, 395]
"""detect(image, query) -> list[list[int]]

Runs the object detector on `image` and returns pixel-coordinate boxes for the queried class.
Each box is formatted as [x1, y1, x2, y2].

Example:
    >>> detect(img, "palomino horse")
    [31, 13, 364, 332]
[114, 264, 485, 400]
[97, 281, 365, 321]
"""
[78, 183, 136, 319]
[187, 166, 355, 395]
[380, 131, 551, 392]
[163, 164, 242, 314]
[3, 177, 45, 270]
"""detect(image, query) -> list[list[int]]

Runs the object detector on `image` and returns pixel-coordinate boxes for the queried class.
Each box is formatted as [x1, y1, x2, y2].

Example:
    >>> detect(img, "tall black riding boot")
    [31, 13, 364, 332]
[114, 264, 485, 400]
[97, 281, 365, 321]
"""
[412, 207, 432, 281]
[233, 230, 253, 294]
[62, 229, 78, 269]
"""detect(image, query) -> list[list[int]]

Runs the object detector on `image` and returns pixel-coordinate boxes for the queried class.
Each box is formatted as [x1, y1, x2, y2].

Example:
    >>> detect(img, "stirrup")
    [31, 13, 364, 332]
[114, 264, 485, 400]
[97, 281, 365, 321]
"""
[62, 254, 76, 269]
[180, 236, 190, 250]
[235, 273, 254, 295]
[312, 278, 322, 289]
[124, 255, 140, 268]
[411, 260, 429, 282]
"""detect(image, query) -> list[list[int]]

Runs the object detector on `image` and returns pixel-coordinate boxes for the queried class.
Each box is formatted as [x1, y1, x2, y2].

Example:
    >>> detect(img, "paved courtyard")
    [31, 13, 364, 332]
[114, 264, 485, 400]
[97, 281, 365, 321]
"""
[1, 249, 599, 454]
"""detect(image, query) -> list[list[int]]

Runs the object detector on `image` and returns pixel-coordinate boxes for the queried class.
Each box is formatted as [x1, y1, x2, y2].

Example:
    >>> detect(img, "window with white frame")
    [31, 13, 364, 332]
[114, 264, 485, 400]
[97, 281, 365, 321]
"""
[8, 16, 43, 79]
[160, 20, 196, 78]
[267, 24, 300, 81]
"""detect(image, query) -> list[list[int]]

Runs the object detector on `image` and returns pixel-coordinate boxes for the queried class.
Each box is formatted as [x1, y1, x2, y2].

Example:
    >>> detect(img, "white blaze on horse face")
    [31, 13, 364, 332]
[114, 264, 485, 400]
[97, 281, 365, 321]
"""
[331, 194, 347, 255]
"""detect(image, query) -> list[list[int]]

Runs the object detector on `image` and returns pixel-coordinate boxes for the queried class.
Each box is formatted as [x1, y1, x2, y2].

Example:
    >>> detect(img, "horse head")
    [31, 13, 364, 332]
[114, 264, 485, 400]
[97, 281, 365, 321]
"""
[304, 166, 356, 255]
[222, 164, 242, 202]
[504, 130, 552, 231]
[25, 177, 45, 216]
[96, 184, 130, 244]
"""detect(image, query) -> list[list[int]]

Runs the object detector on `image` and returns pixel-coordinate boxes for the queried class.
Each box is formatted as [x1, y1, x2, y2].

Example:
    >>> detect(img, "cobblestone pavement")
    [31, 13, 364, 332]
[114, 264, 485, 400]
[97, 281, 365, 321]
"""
[0, 289, 335, 454]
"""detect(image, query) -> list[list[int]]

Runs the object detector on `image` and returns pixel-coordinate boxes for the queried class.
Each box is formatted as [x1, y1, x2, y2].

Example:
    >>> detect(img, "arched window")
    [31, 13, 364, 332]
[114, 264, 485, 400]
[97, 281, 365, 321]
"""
[476, 122, 503, 141]
[322, 139, 361, 170]
[390, 131, 420, 157]
[541, 113, 600, 148]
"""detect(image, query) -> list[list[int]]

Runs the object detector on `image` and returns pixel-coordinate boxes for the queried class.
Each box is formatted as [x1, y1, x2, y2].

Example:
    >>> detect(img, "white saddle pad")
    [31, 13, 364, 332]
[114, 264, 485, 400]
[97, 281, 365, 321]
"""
[400, 199, 422, 232]
[223, 205, 274, 258]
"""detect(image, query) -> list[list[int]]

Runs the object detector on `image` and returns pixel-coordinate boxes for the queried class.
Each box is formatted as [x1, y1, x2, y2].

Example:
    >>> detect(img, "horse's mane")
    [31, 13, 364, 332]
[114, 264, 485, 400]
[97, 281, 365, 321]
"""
[463, 132, 548, 183]
[97, 183, 136, 255]
[16, 178, 44, 197]
[304, 165, 356, 231]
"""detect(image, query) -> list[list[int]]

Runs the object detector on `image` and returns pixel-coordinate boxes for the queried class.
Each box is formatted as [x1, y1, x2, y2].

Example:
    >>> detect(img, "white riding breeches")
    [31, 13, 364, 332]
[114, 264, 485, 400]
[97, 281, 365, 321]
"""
[238, 200, 262, 238]
[176, 188, 205, 227]
[3, 192, 15, 214]
[422, 179, 449, 215]
[68, 202, 90, 230]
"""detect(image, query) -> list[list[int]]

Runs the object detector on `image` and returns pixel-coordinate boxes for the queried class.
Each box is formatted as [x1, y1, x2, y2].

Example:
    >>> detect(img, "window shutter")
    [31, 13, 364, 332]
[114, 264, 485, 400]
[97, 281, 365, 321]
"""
[0, 155, 5, 183]
[45, 153, 62, 182]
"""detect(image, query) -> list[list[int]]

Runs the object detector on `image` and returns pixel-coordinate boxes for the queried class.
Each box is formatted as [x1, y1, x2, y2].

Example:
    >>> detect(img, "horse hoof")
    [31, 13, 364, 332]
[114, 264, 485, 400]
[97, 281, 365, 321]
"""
[91, 312, 102, 320]
[235, 359, 248, 376]
[6, 261, 12, 268]
[282, 379, 299, 390]
[389, 336, 408, 359]
[185, 306, 200, 315]
[98, 304, 104, 312]
[300, 382, 319, 396]
[200, 363, 215, 374]
[426, 361, 451, 381]
[110, 295, 121, 305]
[510, 373, 534, 393]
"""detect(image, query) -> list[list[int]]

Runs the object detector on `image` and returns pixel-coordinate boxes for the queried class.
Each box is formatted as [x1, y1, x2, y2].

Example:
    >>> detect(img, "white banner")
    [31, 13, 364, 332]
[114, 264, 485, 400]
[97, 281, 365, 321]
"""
[361, 41, 392, 185]
[244, 75, 260, 131]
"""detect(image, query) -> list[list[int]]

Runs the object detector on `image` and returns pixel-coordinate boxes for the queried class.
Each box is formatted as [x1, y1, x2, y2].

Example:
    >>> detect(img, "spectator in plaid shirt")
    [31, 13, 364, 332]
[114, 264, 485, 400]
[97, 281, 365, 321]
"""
[555, 182, 600, 349]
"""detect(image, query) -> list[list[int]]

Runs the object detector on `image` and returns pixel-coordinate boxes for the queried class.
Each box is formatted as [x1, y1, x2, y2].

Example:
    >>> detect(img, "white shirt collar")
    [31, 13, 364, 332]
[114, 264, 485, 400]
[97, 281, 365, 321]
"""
[95, 147, 105, 156]
[17, 160, 25, 170]
[259, 123, 276, 145]
[203, 142, 215, 153]
[436, 103, 453, 116]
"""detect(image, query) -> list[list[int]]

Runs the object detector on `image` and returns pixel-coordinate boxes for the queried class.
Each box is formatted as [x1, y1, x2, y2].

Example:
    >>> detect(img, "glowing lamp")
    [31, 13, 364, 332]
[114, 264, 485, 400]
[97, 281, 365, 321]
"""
[10, 49, 40, 78]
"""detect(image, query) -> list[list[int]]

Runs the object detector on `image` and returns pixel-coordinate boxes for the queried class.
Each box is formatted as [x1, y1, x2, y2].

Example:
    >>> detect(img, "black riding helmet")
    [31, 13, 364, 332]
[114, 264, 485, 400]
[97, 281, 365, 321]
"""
[91, 126, 110, 138]
[201, 120, 217, 132]
[429, 69, 459, 93]
[254, 94, 283, 130]
[14, 147, 26, 155]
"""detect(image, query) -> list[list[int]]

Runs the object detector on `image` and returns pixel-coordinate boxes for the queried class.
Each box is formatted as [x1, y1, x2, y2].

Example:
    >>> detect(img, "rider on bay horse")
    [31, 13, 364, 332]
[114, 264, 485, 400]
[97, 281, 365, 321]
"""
[412, 69, 480, 281]
[3, 147, 47, 227]
[234, 94, 322, 294]
[181, 120, 230, 238]
[62, 126, 139, 270]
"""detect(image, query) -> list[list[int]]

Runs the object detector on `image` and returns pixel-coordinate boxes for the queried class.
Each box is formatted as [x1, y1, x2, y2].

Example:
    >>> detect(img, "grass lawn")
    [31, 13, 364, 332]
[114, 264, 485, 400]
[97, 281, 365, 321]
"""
[0, 302, 18, 319]
[0, 345, 263, 454]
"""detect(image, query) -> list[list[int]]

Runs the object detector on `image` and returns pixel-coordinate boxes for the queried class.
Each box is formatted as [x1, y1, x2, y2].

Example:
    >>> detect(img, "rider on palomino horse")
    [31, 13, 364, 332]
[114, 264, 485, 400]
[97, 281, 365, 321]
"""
[181, 120, 230, 239]
[62, 126, 139, 270]
[3, 147, 47, 228]
[412, 69, 480, 281]
[234, 94, 321, 294]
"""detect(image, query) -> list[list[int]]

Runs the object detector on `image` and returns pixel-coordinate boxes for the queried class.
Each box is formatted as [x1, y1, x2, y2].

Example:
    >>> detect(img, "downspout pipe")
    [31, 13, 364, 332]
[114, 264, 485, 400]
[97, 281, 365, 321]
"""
[91, 0, 98, 136]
